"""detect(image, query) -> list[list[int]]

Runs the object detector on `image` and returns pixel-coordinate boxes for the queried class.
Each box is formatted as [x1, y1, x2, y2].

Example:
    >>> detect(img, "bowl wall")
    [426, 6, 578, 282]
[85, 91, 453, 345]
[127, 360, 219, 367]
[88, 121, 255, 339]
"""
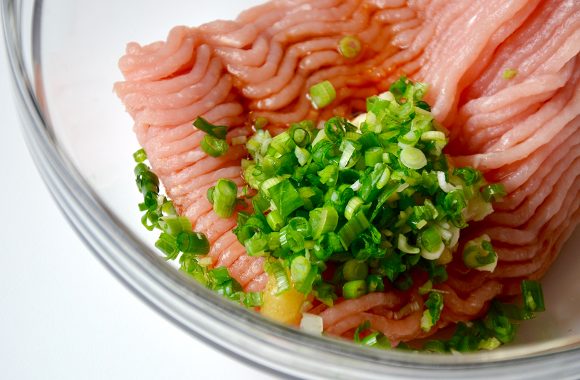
[4, 0, 580, 378]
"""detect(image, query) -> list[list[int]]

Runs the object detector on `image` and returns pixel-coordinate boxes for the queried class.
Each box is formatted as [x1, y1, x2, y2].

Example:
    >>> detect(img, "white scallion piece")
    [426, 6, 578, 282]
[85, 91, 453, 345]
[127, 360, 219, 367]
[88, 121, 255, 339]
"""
[300, 313, 324, 335]
[378, 91, 395, 101]
[437, 171, 460, 193]
[351, 113, 367, 128]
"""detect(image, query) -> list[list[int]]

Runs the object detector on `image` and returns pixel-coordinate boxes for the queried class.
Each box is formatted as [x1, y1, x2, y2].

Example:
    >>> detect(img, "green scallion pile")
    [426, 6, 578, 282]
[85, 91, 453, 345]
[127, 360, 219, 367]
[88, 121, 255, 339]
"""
[234, 77, 504, 309]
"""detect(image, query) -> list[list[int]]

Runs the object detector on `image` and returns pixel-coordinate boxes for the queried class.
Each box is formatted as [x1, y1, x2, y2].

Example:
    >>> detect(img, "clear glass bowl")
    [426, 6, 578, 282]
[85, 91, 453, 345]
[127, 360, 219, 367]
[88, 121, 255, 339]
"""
[3, 0, 580, 378]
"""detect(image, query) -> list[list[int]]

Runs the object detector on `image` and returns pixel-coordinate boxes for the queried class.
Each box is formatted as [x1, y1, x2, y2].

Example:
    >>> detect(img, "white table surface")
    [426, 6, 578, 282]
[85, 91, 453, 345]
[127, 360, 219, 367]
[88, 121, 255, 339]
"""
[0, 23, 276, 380]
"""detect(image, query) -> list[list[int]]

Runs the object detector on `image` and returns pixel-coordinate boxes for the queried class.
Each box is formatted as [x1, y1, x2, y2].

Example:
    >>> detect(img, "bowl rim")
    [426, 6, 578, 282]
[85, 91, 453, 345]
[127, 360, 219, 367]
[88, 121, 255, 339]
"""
[3, 0, 580, 378]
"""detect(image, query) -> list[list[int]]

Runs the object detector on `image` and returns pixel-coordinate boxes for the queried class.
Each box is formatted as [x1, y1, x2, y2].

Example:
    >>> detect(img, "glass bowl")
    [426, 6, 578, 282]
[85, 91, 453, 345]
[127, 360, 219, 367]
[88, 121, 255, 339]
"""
[3, 0, 580, 378]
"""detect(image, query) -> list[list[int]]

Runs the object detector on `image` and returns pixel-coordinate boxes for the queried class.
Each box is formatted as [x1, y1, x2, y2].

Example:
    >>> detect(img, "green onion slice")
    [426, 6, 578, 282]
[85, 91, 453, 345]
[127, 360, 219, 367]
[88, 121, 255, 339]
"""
[295, 146, 311, 166]
[266, 261, 290, 295]
[420, 131, 446, 142]
[244, 233, 269, 256]
[437, 171, 459, 193]
[339, 140, 360, 168]
[253, 116, 268, 130]
[266, 210, 284, 231]
[366, 275, 384, 293]
[343, 280, 367, 299]
[481, 184, 507, 202]
[398, 234, 420, 254]
[279, 225, 306, 253]
[243, 292, 264, 308]
[400, 146, 427, 170]
[338, 35, 362, 59]
[213, 179, 238, 218]
[364, 147, 383, 167]
[158, 215, 191, 236]
[176, 231, 210, 255]
[193, 117, 228, 139]
[133, 148, 147, 163]
[309, 80, 336, 109]
[453, 167, 482, 186]
[418, 280, 433, 295]
[201, 134, 229, 157]
[421, 292, 444, 332]
[344, 196, 364, 221]
[310, 206, 339, 239]
[419, 226, 444, 260]
[502, 68, 517, 80]
[339, 211, 370, 248]
[269, 180, 304, 218]
[291, 256, 312, 284]
[300, 313, 324, 334]
[155, 233, 178, 260]
[463, 234, 498, 272]
[478, 337, 502, 351]
[521, 280, 545, 312]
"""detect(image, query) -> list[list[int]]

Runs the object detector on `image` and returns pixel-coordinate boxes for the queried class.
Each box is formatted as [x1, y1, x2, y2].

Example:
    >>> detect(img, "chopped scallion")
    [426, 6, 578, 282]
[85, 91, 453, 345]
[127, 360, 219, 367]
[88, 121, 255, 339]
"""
[158, 215, 191, 236]
[213, 179, 238, 218]
[400, 146, 427, 169]
[481, 184, 507, 202]
[418, 280, 433, 295]
[502, 68, 518, 80]
[266, 261, 290, 295]
[270, 131, 295, 154]
[436, 171, 459, 193]
[421, 292, 444, 332]
[210, 267, 231, 285]
[176, 231, 210, 255]
[193, 117, 227, 139]
[343, 280, 367, 299]
[269, 180, 304, 218]
[463, 235, 498, 272]
[364, 147, 383, 167]
[338, 211, 370, 248]
[266, 210, 284, 231]
[155, 233, 178, 260]
[397, 234, 420, 254]
[338, 35, 362, 59]
[254, 116, 268, 130]
[243, 292, 263, 308]
[133, 148, 147, 163]
[291, 256, 312, 284]
[419, 226, 444, 260]
[201, 134, 229, 157]
[244, 233, 269, 256]
[309, 80, 336, 109]
[366, 275, 384, 293]
[310, 206, 339, 239]
[521, 280, 545, 312]
[420, 131, 446, 141]
[295, 146, 311, 166]
[344, 196, 364, 220]
[207, 186, 215, 204]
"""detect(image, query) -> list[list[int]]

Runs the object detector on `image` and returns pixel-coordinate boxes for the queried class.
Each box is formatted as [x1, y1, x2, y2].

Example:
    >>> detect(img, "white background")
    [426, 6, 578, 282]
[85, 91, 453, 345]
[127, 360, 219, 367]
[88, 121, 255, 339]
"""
[2, 3, 579, 378]
[0, 22, 276, 380]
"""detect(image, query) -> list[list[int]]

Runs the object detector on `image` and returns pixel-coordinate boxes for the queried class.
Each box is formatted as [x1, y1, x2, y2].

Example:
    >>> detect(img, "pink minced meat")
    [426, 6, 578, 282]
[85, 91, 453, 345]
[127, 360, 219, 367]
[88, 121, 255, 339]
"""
[115, 0, 580, 343]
